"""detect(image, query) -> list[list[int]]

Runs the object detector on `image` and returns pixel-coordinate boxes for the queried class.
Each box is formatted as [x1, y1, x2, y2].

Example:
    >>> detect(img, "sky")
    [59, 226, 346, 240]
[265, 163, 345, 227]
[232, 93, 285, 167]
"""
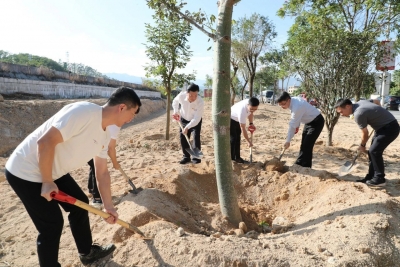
[1, 0, 295, 85]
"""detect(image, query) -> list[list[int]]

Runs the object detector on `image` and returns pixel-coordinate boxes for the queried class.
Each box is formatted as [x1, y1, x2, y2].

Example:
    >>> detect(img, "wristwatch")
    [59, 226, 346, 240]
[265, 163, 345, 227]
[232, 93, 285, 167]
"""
[360, 143, 366, 147]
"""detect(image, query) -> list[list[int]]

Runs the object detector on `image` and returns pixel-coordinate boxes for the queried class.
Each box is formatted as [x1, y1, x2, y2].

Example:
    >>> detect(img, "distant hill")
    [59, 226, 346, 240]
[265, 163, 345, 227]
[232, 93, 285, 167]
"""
[105, 73, 143, 84]
[105, 72, 207, 90]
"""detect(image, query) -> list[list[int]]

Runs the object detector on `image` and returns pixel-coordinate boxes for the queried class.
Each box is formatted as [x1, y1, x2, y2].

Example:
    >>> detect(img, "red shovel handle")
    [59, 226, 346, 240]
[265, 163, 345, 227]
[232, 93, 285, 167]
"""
[248, 125, 256, 133]
[51, 190, 77, 205]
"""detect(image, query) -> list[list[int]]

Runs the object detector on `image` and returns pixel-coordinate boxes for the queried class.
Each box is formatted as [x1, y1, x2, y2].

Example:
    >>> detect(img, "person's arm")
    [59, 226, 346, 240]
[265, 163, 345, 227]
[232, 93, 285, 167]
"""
[184, 99, 204, 132]
[284, 102, 307, 148]
[172, 93, 182, 121]
[107, 138, 120, 170]
[94, 156, 118, 224]
[37, 126, 64, 201]
[359, 127, 369, 152]
[240, 123, 253, 147]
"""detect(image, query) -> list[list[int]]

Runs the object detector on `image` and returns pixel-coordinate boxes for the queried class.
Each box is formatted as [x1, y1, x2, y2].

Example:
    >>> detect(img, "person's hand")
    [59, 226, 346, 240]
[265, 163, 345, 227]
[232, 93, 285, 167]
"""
[172, 113, 180, 121]
[295, 127, 299, 134]
[103, 206, 119, 224]
[359, 145, 367, 153]
[41, 181, 58, 201]
[112, 162, 121, 170]
[248, 124, 256, 133]
[248, 140, 253, 147]
[183, 128, 188, 135]
[284, 142, 290, 149]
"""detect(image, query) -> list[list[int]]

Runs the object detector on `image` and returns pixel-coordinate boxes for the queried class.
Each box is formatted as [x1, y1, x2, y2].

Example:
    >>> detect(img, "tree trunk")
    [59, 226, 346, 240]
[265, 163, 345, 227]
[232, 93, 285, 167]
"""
[248, 73, 255, 97]
[165, 91, 171, 140]
[212, 0, 242, 226]
[230, 88, 236, 106]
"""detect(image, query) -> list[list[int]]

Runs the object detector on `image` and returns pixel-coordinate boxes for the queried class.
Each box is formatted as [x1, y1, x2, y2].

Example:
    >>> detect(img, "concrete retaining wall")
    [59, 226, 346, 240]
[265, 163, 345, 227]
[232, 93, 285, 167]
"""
[0, 77, 160, 99]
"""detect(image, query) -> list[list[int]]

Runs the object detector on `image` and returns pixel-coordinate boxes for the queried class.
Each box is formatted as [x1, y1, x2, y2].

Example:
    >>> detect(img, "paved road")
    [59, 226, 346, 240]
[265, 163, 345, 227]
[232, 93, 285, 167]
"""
[389, 110, 400, 121]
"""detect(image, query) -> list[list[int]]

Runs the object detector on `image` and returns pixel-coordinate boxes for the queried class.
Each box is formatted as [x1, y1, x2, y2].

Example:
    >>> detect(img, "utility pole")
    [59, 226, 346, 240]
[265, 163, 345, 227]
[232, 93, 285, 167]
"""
[380, 4, 392, 106]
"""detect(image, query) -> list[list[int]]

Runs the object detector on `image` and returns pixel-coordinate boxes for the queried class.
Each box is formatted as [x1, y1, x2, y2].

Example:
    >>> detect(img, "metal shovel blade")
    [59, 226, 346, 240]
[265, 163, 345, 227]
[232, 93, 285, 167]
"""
[338, 161, 357, 177]
[185, 147, 203, 159]
[338, 151, 359, 177]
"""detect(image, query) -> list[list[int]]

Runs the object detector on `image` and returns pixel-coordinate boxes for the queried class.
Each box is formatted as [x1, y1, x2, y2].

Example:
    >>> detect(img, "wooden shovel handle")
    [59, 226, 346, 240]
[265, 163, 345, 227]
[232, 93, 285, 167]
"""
[51, 191, 146, 237]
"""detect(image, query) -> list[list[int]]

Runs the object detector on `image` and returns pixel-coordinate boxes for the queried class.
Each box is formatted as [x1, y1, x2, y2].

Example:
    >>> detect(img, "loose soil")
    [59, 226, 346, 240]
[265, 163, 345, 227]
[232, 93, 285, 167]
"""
[1, 97, 400, 267]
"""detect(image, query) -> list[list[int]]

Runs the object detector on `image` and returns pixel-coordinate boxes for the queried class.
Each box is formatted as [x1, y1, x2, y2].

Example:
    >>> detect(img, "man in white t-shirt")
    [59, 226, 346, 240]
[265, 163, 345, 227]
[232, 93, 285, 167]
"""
[230, 97, 260, 163]
[5, 87, 141, 267]
[88, 125, 121, 208]
[172, 83, 204, 164]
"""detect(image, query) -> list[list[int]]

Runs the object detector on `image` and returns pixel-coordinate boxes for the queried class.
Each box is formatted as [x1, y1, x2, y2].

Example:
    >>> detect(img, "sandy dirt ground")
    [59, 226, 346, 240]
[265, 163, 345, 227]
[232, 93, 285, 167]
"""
[1, 97, 400, 267]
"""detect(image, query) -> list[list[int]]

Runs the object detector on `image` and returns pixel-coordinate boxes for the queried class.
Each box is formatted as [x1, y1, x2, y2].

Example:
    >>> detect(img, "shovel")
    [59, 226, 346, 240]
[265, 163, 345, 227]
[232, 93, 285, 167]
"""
[278, 148, 286, 161]
[248, 124, 256, 163]
[119, 167, 142, 194]
[177, 120, 203, 159]
[51, 190, 150, 239]
[338, 130, 375, 176]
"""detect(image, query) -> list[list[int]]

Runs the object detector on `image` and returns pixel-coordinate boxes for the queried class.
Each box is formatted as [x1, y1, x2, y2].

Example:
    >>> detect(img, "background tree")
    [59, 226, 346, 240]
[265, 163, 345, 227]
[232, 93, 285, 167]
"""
[391, 70, 400, 95]
[260, 49, 285, 104]
[279, 0, 400, 146]
[204, 74, 213, 88]
[279, 0, 400, 100]
[0, 52, 66, 72]
[232, 13, 277, 98]
[254, 66, 276, 102]
[147, 0, 243, 225]
[144, 15, 195, 140]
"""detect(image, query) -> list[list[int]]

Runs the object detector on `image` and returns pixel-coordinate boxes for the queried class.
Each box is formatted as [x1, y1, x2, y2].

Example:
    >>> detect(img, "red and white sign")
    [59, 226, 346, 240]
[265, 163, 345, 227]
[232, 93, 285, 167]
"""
[376, 40, 396, 71]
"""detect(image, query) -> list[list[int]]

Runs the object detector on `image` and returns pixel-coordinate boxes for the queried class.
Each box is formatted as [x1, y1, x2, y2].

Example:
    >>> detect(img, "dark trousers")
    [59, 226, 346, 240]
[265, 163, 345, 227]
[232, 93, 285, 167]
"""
[5, 170, 93, 267]
[295, 114, 325, 168]
[180, 118, 202, 159]
[367, 120, 399, 180]
[230, 119, 242, 160]
[87, 159, 100, 199]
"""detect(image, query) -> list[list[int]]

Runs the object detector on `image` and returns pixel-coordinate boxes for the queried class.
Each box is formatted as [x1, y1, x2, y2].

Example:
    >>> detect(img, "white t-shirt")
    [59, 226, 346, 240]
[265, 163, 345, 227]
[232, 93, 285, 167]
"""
[231, 99, 250, 124]
[6, 102, 110, 183]
[172, 91, 204, 129]
[107, 125, 120, 140]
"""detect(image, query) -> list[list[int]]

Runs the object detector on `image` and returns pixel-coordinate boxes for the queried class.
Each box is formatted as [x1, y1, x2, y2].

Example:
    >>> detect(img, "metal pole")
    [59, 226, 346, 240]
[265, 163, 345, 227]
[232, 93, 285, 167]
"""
[380, 72, 386, 106]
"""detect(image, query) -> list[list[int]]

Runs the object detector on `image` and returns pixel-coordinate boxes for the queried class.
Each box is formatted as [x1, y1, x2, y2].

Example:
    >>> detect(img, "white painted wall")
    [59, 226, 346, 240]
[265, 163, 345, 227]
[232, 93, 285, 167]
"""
[0, 77, 161, 99]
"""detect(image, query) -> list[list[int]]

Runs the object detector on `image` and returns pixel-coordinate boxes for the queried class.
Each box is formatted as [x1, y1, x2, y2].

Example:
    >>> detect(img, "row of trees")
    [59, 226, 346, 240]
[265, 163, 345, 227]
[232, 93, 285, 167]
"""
[0, 50, 108, 78]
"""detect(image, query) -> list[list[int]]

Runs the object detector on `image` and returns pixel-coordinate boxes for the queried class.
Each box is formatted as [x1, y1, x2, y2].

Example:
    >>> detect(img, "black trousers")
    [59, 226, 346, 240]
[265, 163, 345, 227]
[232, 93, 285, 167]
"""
[295, 114, 325, 168]
[367, 120, 399, 180]
[87, 159, 101, 199]
[5, 170, 93, 267]
[180, 118, 202, 159]
[230, 119, 242, 160]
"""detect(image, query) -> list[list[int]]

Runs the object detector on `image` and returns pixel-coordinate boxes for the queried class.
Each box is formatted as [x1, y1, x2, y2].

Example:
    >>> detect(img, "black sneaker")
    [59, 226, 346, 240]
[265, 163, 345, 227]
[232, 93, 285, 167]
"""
[366, 178, 386, 187]
[356, 176, 372, 183]
[90, 198, 103, 209]
[192, 158, 201, 164]
[79, 243, 116, 266]
[233, 158, 249, 164]
[179, 158, 191, 164]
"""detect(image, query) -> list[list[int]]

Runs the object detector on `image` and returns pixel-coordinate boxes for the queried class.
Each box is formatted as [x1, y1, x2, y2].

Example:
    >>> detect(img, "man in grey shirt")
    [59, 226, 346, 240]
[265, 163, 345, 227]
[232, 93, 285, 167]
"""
[335, 99, 399, 186]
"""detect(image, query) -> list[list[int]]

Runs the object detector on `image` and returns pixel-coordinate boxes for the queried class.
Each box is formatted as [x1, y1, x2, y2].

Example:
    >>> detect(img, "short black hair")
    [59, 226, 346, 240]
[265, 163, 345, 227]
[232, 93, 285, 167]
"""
[277, 92, 291, 103]
[186, 83, 200, 92]
[107, 86, 142, 114]
[334, 99, 352, 108]
[248, 97, 260, 106]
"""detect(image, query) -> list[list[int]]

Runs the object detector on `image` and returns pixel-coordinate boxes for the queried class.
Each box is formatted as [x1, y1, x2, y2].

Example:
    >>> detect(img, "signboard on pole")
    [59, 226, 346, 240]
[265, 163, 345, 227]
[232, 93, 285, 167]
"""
[376, 41, 396, 71]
